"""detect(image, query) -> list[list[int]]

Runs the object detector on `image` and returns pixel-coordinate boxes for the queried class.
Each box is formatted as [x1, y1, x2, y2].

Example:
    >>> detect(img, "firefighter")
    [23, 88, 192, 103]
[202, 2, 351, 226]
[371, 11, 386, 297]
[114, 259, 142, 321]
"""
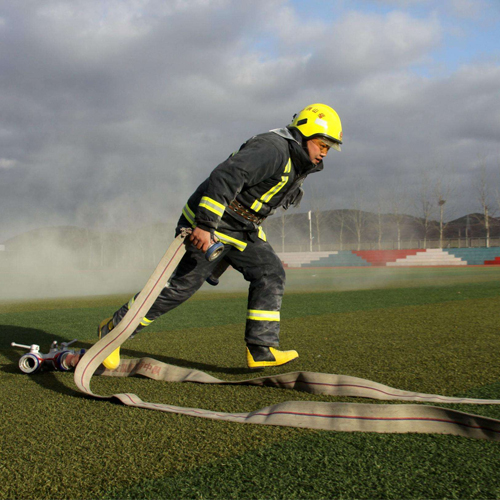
[98, 103, 342, 370]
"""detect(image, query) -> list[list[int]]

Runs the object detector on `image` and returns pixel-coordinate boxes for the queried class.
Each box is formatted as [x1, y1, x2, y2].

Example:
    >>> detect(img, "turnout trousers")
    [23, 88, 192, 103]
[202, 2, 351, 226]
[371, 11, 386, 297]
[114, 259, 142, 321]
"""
[112, 229, 286, 347]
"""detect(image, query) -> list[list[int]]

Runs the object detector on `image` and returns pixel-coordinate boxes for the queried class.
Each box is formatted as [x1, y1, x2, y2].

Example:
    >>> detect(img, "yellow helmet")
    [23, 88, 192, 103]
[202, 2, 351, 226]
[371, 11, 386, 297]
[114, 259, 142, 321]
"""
[289, 103, 343, 151]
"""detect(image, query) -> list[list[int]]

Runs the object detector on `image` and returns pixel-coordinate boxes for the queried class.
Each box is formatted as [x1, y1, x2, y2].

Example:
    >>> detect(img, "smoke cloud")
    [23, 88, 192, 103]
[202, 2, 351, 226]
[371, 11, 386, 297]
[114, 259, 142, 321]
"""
[1, 0, 499, 299]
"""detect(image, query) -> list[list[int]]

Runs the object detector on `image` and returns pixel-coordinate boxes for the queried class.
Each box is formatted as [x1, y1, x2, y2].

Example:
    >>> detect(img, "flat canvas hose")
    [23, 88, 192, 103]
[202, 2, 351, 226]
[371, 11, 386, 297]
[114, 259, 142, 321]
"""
[74, 231, 500, 442]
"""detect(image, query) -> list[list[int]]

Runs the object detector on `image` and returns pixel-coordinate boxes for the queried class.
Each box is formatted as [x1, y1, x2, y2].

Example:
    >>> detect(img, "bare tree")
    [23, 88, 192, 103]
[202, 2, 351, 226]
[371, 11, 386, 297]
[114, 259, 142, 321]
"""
[330, 209, 347, 251]
[475, 164, 496, 248]
[345, 180, 370, 251]
[346, 209, 369, 251]
[388, 181, 408, 250]
[412, 172, 435, 249]
[374, 197, 390, 250]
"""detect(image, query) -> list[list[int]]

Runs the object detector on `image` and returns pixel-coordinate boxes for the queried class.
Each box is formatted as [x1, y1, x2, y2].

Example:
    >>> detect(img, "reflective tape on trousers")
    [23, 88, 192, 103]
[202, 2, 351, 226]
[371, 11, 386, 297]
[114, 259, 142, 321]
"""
[74, 232, 500, 442]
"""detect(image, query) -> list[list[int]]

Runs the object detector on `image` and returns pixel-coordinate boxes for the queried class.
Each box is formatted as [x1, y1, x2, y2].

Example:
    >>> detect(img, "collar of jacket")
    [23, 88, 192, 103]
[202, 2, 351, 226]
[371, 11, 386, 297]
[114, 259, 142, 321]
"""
[270, 127, 324, 175]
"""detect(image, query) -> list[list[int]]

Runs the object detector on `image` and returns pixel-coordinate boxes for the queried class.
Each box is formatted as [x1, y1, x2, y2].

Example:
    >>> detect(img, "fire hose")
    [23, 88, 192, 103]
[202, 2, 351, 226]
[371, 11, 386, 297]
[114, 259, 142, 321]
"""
[12, 229, 500, 441]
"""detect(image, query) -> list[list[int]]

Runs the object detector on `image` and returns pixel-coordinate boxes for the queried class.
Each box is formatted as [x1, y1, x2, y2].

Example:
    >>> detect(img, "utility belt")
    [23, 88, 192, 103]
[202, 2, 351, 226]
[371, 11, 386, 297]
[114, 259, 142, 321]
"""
[227, 200, 266, 225]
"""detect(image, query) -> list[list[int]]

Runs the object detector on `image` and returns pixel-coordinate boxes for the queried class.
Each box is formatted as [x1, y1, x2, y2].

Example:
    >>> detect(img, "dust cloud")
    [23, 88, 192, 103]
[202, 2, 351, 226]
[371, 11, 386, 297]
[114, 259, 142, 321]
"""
[0, 224, 176, 301]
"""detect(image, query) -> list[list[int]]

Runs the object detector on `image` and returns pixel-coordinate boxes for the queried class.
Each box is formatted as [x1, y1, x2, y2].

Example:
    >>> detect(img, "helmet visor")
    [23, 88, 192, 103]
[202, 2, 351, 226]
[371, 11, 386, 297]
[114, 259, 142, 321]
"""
[318, 136, 341, 152]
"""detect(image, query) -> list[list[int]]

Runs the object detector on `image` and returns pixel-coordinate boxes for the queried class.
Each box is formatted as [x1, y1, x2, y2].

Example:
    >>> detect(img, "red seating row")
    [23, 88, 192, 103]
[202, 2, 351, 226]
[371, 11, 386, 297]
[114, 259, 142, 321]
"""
[484, 256, 500, 265]
[353, 249, 424, 266]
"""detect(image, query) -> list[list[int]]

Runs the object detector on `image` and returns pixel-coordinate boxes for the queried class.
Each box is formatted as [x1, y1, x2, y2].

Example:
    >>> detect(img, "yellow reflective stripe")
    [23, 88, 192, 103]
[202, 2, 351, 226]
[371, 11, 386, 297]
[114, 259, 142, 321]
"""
[129, 297, 153, 327]
[214, 230, 247, 251]
[258, 226, 266, 242]
[284, 158, 292, 173]
[182, 203, 195, 225]
[251, 199, 263, 213]
[250, 159, 291, 213]
[204, 196, 225, 212]
[261, 176, 288, 203]
[182, 207, 194, 225]
[247, 309, 280, 321]
[199, 196, 225, 217]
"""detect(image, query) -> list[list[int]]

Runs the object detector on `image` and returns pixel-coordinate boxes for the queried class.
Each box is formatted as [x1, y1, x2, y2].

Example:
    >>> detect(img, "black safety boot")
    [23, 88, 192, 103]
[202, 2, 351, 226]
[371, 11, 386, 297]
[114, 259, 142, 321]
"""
[97, 317, 120, 371]
[246, 344, 299, 369]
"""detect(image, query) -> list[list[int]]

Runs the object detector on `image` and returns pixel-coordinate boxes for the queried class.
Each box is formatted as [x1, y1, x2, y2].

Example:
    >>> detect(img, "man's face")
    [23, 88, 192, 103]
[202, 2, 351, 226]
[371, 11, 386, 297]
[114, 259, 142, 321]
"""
[306, 138, 330, 164]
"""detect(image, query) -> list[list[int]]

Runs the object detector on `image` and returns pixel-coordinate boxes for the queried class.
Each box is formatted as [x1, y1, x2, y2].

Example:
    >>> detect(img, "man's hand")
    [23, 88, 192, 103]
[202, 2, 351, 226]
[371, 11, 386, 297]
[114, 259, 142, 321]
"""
[189, 227, 213, 253]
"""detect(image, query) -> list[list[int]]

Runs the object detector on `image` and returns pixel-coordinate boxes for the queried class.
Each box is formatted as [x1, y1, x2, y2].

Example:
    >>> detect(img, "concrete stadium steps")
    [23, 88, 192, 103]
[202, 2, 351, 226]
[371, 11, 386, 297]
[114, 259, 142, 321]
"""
[302, 251, 371, 267]
[386, 249, 466, 266]
[279, 251, 336, 268]
[353, 249, 423, 266]
[278, 247, 500, 268]
[447, 248, 500, 265]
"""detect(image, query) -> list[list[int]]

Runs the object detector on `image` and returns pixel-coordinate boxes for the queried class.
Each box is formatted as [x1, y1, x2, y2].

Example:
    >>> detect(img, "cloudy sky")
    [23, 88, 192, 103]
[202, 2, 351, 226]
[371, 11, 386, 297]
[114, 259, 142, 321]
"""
[1, 0, 500, 243]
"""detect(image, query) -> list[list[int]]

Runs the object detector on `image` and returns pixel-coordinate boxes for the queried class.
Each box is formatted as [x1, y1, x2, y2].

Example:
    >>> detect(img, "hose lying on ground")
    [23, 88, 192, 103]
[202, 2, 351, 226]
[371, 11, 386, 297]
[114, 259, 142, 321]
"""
[74, 231, 500, 442]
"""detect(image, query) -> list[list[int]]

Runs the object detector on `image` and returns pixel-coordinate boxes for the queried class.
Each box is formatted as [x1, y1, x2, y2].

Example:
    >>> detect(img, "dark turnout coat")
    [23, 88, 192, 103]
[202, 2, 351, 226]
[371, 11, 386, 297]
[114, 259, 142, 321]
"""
[113, 126, 327, 348]
[180, 127, 324, 239]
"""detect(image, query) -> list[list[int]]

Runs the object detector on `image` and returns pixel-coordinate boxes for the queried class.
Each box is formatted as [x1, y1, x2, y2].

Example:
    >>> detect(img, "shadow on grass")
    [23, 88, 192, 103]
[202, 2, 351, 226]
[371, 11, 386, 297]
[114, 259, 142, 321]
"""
[1, 324, 85, 397]
[1, 324, 255, 394]
[1, 324, 71, 369]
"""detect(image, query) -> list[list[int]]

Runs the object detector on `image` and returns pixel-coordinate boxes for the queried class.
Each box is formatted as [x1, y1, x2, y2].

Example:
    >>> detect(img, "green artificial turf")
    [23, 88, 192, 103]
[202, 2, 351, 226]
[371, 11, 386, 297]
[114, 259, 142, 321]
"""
[104, 431, 500, 500]
[1, 267, 500, 499]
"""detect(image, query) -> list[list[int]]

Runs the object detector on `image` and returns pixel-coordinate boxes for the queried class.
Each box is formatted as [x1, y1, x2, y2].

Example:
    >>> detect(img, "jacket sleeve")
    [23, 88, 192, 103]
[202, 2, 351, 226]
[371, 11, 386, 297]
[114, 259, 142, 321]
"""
[195, 136, 284, 230]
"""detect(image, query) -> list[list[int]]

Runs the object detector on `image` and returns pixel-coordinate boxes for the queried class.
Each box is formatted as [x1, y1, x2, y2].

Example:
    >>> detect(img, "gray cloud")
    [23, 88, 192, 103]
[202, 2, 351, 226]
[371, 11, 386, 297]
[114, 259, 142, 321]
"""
[0, 0, 499, 245]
